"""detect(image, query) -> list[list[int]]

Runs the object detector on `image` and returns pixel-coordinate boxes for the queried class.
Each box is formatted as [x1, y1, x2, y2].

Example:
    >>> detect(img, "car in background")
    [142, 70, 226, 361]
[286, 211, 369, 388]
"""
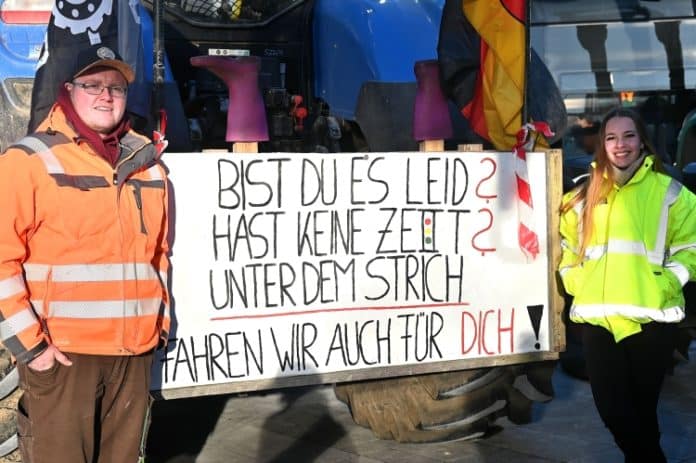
[0, 0, 50, 150]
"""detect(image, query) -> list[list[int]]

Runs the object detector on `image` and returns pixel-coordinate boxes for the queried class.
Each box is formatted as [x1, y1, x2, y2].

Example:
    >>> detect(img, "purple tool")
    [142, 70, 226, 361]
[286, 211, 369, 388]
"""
[190, 55, 269, 142]
[412, 59, 453, 142]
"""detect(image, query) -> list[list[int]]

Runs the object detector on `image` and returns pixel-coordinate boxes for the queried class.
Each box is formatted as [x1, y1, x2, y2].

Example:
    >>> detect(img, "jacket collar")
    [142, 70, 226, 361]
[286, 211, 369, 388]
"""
[592, 154, 656, 187]
[624, 155, 654, 185]
[39, 104, 80, 141]
[40, 104, 154, 158]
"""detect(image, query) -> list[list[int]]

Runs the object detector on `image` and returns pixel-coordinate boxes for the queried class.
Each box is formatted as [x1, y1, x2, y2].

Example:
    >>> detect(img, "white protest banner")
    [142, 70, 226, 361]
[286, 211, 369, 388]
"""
[152, 151, 560, 395]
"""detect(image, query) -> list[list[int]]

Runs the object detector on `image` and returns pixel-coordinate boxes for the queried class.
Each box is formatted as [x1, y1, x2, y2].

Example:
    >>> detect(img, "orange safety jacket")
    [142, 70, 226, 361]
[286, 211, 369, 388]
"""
[0, 105, 170, 363]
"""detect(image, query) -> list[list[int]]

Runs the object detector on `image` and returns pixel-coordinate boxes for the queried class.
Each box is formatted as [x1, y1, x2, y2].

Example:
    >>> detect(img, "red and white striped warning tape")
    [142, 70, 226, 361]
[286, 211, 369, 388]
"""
[514, 121, 554, 261]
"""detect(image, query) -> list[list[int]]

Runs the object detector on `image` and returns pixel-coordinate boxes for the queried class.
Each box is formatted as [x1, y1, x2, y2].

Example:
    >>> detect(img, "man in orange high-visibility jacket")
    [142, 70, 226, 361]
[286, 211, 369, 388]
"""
[0, 45, 170, 463]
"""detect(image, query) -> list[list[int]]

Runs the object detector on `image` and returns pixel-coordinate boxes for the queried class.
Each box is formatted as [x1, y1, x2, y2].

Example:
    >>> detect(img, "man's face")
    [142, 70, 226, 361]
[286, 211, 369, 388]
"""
[66, 67, 128, 136]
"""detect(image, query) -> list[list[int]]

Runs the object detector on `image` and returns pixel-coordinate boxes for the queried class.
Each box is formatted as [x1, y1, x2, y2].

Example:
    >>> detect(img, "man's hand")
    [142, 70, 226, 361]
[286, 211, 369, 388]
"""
[28, 344, 73, 372]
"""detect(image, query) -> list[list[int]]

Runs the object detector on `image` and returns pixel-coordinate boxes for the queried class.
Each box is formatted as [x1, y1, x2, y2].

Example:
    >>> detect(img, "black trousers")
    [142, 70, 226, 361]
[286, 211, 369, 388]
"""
[582, 322, 677, 463]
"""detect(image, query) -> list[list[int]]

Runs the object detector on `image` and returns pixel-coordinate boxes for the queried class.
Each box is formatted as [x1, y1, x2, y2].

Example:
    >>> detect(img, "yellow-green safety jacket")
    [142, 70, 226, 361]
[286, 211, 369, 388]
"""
[559, 155, 696, 342]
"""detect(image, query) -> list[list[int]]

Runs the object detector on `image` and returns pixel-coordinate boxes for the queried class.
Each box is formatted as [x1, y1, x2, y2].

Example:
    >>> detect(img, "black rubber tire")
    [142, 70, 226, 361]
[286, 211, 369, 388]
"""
[334, 361, 555, 443]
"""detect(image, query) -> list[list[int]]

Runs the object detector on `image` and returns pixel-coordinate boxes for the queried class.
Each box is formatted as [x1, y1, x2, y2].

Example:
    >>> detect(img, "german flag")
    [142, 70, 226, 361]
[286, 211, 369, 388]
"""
[438, 0, 526, 151]
[462, 0, 526, 150]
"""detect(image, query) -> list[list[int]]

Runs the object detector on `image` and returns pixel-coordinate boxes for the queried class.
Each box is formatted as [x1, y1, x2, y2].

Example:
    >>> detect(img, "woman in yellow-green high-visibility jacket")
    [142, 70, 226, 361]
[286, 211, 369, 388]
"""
[559, 107, 696, 462]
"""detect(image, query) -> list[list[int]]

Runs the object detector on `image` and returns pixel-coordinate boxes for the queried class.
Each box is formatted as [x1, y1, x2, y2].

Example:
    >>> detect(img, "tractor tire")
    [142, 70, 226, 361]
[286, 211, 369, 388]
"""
[334, 361, 555, 443]
[0, 346, 19, 462]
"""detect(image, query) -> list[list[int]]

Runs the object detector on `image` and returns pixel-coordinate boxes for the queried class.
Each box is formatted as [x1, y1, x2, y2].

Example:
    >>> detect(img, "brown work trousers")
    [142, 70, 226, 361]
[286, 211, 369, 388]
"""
[16, 351, 153, 463]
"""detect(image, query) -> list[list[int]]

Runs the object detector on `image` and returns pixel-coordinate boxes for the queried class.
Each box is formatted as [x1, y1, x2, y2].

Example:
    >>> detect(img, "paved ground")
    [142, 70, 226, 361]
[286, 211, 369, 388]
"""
[146, 344, 696, 463]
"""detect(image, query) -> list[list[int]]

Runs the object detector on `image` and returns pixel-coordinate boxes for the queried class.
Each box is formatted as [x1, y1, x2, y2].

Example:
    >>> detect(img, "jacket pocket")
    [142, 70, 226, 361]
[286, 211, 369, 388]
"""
[53, 177, 116, 241]
[20, 360, 61, 395]
[17, 397, 33, 461]
[126, 179, 166, 238]
[654, 269, 683, 308]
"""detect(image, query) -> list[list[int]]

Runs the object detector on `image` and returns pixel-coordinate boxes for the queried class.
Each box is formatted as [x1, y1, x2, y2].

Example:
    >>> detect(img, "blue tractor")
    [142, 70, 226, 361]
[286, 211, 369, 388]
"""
[141, 0, 459, 154]
[139, 0, 557, 444]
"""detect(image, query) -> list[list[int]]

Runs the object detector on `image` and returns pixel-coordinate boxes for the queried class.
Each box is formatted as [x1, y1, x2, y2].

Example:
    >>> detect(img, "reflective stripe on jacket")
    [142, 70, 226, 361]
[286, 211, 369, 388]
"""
[0, 105, 170, 362]
[558, 155, 696, 342]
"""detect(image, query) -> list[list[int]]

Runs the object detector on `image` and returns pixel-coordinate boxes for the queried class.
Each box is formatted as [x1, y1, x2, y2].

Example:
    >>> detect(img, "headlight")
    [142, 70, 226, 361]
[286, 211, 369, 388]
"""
[5, 78, 34, 112]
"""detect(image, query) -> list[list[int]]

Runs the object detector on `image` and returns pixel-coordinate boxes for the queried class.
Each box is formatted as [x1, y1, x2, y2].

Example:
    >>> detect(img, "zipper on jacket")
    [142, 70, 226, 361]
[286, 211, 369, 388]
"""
[113, 145, 142, 350]
[601, 187, 619, 304]
[130, 182, 147, 234]
[114, 181, 127, 350]
[127, 179, 166, 235]
[113, 138, 158, 351]
[113, 140, 149, 186]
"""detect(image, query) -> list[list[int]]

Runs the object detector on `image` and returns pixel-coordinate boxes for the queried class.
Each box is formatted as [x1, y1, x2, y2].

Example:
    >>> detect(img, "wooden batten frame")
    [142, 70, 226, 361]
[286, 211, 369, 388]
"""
[419, 139, 445, 152]
[457, 144, 484, 152]
[155, 149, 567, 400]
[545, 149, 566, 353]
[233, 142, 259, 153]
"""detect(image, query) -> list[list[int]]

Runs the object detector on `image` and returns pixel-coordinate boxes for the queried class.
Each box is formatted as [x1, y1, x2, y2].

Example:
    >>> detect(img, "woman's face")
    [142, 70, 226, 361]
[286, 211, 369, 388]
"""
[603, 116, 643, 170]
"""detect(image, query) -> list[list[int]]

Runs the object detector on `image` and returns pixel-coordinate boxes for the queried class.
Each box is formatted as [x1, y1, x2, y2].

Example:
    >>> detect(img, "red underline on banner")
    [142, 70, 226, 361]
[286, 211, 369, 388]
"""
[210, 302, 470, 321]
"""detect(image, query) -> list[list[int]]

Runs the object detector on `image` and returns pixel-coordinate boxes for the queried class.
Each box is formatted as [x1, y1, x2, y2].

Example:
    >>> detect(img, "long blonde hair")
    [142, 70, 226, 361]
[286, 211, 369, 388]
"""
[560, 107, 663, 260]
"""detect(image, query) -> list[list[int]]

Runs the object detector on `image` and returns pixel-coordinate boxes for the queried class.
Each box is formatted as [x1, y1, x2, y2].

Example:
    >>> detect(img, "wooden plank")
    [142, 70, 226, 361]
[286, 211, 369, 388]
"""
[419, 140, 444, 152]
[154, 350, 560, 400]
[545, 149, 566, 353]
[232, 142, 259, 153]
[457, 144, 484, 152]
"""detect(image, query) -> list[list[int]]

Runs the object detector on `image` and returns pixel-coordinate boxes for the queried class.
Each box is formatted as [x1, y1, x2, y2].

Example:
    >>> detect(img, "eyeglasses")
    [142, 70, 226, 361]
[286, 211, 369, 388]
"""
[71, 81, 128, 98]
